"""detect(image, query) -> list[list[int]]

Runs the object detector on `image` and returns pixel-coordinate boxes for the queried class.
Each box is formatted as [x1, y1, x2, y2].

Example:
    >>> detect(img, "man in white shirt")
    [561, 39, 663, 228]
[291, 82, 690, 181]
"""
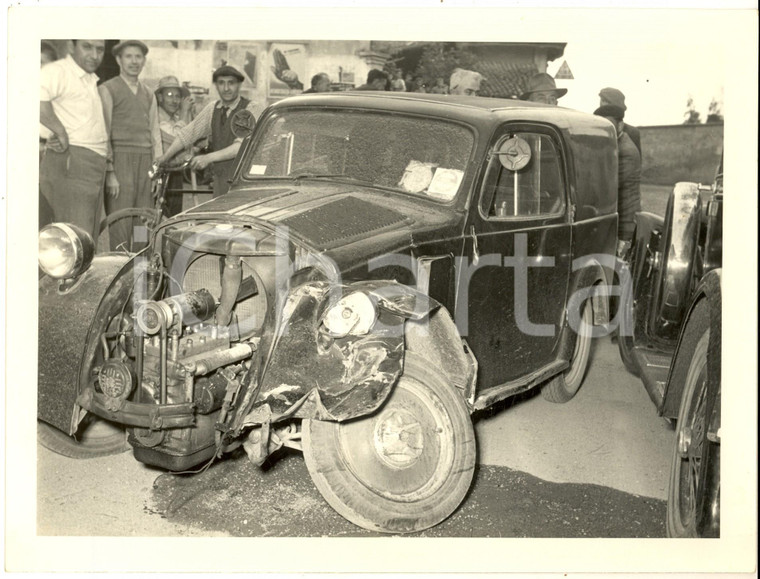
[40, 39, 109, 241]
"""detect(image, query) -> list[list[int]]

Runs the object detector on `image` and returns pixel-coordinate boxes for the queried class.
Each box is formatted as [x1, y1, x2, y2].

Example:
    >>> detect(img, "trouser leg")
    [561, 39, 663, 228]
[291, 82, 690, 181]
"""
[105, 150, 153, 251]
[40, 146, 106, 241]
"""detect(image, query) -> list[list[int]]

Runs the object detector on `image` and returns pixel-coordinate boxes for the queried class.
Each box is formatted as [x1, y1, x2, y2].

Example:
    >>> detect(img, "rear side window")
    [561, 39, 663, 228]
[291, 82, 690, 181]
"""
[481, 132, 565, 219]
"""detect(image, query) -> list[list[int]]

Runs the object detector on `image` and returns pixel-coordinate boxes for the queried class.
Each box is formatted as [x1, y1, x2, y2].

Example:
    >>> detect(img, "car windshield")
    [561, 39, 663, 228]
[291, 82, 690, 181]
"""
[244, 109, 475, 202]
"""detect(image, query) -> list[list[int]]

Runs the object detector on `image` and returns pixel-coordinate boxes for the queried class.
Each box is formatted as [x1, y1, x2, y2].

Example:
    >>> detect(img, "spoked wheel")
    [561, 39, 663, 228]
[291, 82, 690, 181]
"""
[667, 302, 720, 537]
[302, 353, 476, 534]
[97, 208, 158, 253]
[542, 299, 593, 403]
[38, 415, 129, 459]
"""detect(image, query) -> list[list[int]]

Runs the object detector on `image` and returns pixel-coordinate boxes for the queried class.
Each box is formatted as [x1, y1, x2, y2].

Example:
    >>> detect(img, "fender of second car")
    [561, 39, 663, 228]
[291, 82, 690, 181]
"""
[231, 279, 443, 431]
[660, 268, 722, 421]
[38, 253, 133, 432]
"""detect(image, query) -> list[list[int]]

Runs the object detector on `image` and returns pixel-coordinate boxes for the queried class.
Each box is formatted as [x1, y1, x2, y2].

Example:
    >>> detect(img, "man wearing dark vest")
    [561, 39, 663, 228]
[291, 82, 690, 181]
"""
[99, 40, 161, 250]
[157, 65, 259, 198]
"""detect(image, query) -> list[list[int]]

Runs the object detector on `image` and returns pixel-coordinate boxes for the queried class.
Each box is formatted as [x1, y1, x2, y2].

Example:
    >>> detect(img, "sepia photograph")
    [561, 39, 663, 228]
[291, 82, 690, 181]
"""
[4, 2, 757, 576]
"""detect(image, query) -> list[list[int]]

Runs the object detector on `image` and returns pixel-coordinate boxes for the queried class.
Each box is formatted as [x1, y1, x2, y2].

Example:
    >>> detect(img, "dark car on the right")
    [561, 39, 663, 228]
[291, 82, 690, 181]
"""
[618, 159, 722, 537]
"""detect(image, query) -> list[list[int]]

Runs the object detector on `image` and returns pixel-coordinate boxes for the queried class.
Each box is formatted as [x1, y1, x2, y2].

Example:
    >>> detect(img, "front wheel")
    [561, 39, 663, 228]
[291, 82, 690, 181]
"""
[38, 415, 129, 459]
[302, 353, 476, 533]
[666, 302, 720, 537]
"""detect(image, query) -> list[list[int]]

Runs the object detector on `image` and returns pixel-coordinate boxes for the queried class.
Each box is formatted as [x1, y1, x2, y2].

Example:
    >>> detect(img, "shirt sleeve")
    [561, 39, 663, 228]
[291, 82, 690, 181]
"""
[39, 62, 61, 102]
[176, 101, 215, 150]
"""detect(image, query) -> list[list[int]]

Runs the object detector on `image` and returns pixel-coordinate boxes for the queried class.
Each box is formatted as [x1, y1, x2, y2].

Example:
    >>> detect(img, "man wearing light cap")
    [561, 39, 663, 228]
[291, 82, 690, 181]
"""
[157, 65, 261, 197]
[99, 39, 161, 250]
[449, 68, 485, 96]
[594, 104, 641, 257]
[520, 72, 567, 105]
[155, 75, 195, 216]
[599, 87, 641, 154]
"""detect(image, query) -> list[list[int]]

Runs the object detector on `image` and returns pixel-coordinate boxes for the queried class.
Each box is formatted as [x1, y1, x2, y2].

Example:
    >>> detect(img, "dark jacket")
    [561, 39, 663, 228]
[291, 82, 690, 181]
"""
[617, 131, 642, 242]
[623, 122, 641, 155]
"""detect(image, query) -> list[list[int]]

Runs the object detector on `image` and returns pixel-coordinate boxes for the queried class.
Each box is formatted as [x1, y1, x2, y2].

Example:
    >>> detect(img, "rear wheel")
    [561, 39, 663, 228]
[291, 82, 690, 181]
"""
[666, 302, 719, 537]
[302, 353, 476, 533]
[542, 299, 593, 403]
[38, 415, 129, 459]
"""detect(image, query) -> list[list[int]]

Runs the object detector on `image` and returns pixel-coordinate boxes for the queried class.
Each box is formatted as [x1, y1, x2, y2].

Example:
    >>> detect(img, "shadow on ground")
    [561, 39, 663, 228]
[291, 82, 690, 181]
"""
[148, 449, 666, 538]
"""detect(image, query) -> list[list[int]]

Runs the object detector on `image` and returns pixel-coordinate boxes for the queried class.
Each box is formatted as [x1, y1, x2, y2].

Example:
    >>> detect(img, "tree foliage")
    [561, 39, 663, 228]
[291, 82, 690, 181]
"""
[706, 98, 724, 124]
[414, 44, 479, 88]
[683, 96, 702, 125]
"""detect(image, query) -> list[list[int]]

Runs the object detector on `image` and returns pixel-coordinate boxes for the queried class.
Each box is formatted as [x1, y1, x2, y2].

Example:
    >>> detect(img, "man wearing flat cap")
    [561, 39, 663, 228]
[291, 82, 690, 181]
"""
[158, 65, 261, 197]
[520, 72, 567, 105]
[595, 104, 641, 258]
[599, 87, 641, 154]
[155, 75, 195, 216]
[99, 40, 161, 250]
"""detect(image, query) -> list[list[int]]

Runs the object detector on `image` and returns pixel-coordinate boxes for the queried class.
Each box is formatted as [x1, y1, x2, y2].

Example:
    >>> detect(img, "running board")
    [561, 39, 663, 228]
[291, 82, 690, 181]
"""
[472, 360, 569, 411]
[633, 347, 673, 407]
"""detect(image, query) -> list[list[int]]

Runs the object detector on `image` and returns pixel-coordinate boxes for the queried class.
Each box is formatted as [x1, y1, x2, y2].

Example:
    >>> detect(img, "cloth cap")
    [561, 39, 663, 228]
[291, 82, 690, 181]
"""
[449, 68, 485, 94]
[594, 104, 625, 122]
[112, 40, 149, 57]
[520, 72, 567, 100]
[599, 87, 627, 111]
[212, 65, 245, 83]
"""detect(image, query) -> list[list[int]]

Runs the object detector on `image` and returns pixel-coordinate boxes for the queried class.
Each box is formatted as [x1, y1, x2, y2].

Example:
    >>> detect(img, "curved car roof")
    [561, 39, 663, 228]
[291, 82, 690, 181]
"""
[268, 91, 611, 137]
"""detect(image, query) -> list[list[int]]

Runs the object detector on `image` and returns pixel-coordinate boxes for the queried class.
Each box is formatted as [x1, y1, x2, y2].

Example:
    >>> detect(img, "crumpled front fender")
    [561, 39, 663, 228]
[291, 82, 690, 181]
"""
[38, 254, 131, 433]
[236, 281, 439, 427]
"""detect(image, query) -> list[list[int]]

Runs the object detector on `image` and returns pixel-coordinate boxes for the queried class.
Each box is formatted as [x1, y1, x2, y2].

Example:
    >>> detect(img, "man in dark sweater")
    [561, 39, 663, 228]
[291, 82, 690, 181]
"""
[99, 39, 160, 250]
[595, 104, 641, 257]
[157, 65, 260, 198]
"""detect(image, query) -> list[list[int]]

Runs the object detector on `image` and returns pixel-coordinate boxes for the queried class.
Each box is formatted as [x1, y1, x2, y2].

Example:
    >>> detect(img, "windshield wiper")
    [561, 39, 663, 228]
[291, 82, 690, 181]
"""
[289, 173, 375, 185]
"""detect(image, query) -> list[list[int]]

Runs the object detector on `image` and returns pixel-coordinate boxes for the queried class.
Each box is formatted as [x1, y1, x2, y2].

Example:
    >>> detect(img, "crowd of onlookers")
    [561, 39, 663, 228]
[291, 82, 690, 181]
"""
[40, 40, 639, 257]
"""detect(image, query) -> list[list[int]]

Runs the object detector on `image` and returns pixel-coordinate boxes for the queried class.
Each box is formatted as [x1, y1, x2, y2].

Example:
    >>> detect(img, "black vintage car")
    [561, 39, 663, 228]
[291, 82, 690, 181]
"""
[618, 160, 722, 537]
[38, 93, 619, 533]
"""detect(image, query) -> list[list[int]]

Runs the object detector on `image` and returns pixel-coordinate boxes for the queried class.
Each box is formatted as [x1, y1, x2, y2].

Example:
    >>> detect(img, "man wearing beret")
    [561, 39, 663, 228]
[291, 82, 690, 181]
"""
[599, 87, 641, 155]
[520, 72, 567, 105]
[99, 40, 161, 250]
[595, 104, 642, 258]
[154, 75, 195, 216]
[157, 65, 261, 197]
[40, 39, 109, 241]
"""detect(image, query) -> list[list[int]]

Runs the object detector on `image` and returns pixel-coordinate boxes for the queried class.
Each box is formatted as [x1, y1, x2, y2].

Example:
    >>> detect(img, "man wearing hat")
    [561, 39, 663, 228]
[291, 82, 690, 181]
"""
[599, 87, 641, 154]
[520, 72, 567, 105]
[99, 40, 161, 250]
[594, 104, 641, 258]
[157, 65, 260, 197]
[449, 68, 485, 96]
[40, 40, 109, 241]
[155, 75, 195, 216]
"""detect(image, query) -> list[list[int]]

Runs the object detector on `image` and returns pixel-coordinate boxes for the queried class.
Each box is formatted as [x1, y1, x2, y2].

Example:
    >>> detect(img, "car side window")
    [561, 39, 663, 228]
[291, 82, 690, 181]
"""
[481, 132, 565, 219]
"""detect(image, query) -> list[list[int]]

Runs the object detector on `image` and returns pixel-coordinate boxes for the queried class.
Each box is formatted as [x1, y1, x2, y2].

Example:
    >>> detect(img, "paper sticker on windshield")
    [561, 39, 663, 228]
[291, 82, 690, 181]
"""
[399, 161, 436, 194]
[249, 164, 267, 175]
[427, 168, 464, 200]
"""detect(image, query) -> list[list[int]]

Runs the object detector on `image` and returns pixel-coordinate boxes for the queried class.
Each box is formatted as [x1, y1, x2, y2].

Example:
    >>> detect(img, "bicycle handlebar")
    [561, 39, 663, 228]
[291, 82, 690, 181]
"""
[149, 158, 192, 180]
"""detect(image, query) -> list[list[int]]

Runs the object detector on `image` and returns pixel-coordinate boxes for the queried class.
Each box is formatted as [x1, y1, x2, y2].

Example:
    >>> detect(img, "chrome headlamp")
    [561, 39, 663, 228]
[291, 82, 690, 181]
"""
[38, 223, 95, 279]
[321, 292, 377, 338]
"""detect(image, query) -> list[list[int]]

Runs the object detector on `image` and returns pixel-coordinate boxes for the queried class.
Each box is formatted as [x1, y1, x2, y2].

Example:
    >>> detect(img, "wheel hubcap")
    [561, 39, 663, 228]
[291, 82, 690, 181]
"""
[374, 408, 424, 468]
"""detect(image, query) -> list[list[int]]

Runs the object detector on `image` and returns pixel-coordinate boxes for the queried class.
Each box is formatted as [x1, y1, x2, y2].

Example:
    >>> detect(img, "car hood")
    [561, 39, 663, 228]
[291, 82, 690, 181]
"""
[183, 181, 463, 260]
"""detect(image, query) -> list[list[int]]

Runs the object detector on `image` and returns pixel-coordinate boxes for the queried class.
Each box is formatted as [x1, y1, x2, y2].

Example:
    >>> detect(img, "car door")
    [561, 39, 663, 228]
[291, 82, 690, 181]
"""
[458, 123, 572, 390]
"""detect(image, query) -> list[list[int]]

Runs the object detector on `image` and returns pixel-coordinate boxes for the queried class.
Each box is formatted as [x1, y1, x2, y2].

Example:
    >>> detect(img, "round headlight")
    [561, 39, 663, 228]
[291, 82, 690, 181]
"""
[38, 223, 94, 279]
[322, 292, 377, 338]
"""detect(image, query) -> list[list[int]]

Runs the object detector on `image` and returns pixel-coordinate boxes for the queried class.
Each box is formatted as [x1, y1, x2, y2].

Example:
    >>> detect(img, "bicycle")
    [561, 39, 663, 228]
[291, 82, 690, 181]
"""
[98, 159, 192, 253]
